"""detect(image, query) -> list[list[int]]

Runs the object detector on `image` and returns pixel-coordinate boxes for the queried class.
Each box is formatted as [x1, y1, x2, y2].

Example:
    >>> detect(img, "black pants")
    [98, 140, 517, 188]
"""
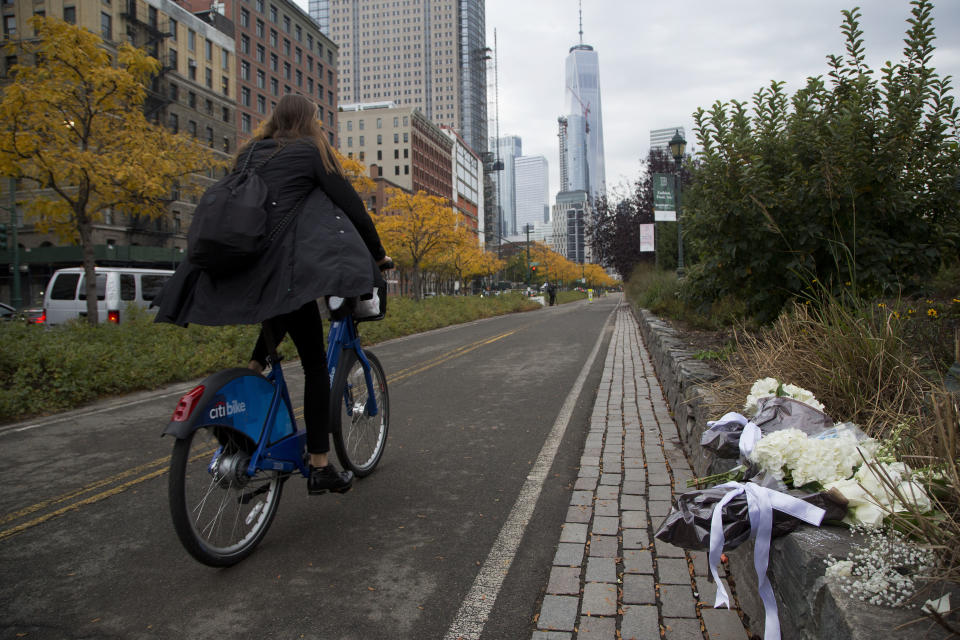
[251, 301, 330, 454]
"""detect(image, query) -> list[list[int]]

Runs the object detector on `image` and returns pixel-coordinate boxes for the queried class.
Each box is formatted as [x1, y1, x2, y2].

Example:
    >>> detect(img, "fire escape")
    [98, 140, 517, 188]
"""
[120, 0, 174, 121]
[120, 0, 176, 244]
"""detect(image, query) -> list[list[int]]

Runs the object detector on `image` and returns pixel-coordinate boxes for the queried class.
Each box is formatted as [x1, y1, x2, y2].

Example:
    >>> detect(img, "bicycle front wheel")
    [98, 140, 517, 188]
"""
[330, 349, 389, 477]
[168, 426, 283, 567]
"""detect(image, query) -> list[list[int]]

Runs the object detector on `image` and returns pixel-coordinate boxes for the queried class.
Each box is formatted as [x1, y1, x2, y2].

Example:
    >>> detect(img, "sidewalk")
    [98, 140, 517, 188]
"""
[531, 305, 747, 640]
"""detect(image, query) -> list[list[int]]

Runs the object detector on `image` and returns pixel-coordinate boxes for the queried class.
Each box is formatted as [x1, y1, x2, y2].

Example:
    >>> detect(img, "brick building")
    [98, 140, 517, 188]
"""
[338, 104, 452, 203]
[178, 0, 338, 145]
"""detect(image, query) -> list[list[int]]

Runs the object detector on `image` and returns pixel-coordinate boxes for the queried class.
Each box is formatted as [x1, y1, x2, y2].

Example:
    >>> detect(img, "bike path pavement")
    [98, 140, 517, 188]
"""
[529, 305, 748, 640]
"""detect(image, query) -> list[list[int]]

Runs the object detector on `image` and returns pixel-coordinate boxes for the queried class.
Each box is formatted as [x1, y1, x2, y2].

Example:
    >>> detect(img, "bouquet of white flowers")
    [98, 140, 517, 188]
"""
[691, 378, 935, 528]
[744, 377, 826, 415]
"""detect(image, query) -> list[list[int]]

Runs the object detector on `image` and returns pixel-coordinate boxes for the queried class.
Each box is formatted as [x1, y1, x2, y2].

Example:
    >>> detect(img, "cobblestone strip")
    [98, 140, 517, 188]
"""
[532, 306, 746, 640]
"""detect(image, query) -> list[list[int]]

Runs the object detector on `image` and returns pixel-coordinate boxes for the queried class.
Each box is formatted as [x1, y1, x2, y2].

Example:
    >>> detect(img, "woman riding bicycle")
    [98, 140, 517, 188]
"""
[155, 94, 391, 495]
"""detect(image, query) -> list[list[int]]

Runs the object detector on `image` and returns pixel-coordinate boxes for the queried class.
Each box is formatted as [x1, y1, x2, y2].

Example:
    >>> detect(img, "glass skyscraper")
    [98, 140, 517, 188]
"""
[312, 0, 488, 159]
[515, 155, 549, 230]
[563, 43, 605, 202]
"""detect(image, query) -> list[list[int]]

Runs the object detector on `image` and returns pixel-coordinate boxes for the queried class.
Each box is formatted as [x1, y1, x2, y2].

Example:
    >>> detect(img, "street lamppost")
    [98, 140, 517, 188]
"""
[669, 129, 686, 277]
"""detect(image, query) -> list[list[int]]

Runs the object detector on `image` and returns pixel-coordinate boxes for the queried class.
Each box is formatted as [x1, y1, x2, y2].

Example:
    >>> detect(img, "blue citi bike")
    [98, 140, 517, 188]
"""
[163, 280, 390, 567]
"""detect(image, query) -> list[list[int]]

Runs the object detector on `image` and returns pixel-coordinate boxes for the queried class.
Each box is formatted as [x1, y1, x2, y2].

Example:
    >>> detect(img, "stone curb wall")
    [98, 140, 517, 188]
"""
[628, 304, 944, 640]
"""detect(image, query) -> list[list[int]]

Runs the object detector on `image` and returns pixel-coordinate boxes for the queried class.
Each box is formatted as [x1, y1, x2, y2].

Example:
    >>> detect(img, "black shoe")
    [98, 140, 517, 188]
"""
[308, 464, 354, 495]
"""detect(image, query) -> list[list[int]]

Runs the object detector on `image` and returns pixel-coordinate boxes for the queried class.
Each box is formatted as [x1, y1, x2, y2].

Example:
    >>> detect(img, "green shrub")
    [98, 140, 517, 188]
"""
[0, 293, 542, 423]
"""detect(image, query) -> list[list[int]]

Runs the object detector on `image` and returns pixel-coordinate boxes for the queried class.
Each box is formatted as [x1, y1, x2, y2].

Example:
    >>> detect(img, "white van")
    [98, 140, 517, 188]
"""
[43, 267, 174, 325]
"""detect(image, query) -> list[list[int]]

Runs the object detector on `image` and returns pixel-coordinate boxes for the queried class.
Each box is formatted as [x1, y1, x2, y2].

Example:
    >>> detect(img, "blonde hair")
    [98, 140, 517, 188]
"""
[246, 94, 344, 177]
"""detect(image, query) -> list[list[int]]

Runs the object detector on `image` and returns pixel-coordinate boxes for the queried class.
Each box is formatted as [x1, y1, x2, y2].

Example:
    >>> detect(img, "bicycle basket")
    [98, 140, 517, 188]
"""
[353, 284, 386, 322]
[320, 284, 386, 322]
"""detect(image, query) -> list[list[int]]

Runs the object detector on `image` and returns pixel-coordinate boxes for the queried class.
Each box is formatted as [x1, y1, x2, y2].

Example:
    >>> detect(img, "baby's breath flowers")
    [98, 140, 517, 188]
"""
[825, 526, 936, 608]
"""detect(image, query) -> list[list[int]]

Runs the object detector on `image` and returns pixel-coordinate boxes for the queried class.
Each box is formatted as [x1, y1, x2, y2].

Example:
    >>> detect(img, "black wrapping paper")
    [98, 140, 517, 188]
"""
[653, 486, 848, 552]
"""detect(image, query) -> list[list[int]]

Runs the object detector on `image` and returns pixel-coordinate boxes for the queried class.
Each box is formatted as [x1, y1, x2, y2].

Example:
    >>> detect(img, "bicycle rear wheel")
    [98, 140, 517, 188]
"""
[168, 426, 283, 567]
[330, 349, 389, 477]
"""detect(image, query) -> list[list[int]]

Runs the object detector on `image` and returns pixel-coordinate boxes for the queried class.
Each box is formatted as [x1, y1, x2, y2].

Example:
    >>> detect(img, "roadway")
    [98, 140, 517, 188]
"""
[0, 293, 620, 640]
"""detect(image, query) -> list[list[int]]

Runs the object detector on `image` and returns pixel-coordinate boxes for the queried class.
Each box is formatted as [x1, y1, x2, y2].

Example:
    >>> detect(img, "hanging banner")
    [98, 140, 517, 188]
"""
[640, 223, 655, 252]
[653, 173, 676, 221]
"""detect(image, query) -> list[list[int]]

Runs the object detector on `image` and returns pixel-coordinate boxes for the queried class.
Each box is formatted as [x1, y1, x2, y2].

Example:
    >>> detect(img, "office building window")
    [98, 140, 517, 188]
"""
[256, 69, 265, 88]
[99, 12, 110, 39]
[187, 29, 195, 52]
[63, 6, 76, 23]
[240, 8, 249, 27]
[255, 19, 264, 38]
[241, 87, 250, 106]
[205, 40, 212, 61]
[270, 77, 278, 95]
[241, 113, 251, 133]
[221, 76, 228, 95]
[221, 50, 229, 71]
[257, 94, 266, 113]
[240, 60, 250, 80]
[271, 53, 278, 72]
[168, 17, 176, 40]
[205, 67, 213, 88]
[168, 113, 178, 133]
[269, 4, 277, 22]
[240, 34, 249, 54]
[282, 15, 289, 33]
[256, 44, 265, 63]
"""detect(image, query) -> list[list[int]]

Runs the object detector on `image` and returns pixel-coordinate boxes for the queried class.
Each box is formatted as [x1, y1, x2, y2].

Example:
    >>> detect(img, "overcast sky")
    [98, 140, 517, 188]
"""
[485, 0, 960, 199]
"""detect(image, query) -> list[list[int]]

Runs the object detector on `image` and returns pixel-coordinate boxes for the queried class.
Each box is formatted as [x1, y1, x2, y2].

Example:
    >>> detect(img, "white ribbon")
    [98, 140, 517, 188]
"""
[705, 411, 762, 461]
[708, 481, 826, 640]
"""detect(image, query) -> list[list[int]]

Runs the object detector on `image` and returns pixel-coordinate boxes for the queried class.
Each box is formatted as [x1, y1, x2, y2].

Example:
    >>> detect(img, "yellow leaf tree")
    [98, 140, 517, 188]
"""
[334, 149, 374, 203]
[373, 188, 459, 300]
[429, 226, 499, 293]
[0, 16, 225, 324]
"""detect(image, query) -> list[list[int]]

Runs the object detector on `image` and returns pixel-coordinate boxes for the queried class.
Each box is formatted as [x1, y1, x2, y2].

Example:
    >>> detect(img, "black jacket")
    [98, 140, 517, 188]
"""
[154, 137, 386, 327]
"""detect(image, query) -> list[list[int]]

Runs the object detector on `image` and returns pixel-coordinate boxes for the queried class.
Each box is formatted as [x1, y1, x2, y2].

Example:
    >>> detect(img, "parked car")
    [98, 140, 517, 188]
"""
[22, 308, 46, 325]
[42, 267, 174, 325]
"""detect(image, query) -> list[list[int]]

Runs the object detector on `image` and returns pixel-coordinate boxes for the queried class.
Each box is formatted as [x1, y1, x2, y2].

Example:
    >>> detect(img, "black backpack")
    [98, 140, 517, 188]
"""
[187, 142, 303, 273]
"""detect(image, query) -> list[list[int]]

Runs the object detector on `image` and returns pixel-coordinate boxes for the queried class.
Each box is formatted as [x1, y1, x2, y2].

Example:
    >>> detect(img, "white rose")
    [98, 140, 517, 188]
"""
[893, 481, 932, 513]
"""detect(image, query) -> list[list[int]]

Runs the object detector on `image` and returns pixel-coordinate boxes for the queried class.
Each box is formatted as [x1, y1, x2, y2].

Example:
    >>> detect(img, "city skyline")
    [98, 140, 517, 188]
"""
[480, 0, 960, 200]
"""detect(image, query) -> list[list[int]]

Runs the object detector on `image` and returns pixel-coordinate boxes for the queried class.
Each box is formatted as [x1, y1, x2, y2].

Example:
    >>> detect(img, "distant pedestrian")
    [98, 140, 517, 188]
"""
[546, 282, 557, 306]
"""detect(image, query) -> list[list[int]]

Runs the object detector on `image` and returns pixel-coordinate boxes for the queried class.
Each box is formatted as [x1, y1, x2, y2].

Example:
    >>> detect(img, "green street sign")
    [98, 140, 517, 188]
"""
[653, 173, 676, 221]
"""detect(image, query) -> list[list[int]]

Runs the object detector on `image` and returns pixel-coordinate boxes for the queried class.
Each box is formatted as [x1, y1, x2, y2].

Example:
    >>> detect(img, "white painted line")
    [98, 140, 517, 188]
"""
[442, 303, 619, 640]
[0, 385, 195, 437]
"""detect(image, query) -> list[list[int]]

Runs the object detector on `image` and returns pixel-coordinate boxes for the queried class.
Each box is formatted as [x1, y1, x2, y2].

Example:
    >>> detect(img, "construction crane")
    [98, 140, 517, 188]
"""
[566, 84, 590, 134]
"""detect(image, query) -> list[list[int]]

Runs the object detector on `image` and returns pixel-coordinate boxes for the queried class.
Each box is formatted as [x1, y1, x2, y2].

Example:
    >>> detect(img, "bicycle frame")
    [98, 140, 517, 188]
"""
[327, 317, 380, 418]
[164, 316, 377, 479]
